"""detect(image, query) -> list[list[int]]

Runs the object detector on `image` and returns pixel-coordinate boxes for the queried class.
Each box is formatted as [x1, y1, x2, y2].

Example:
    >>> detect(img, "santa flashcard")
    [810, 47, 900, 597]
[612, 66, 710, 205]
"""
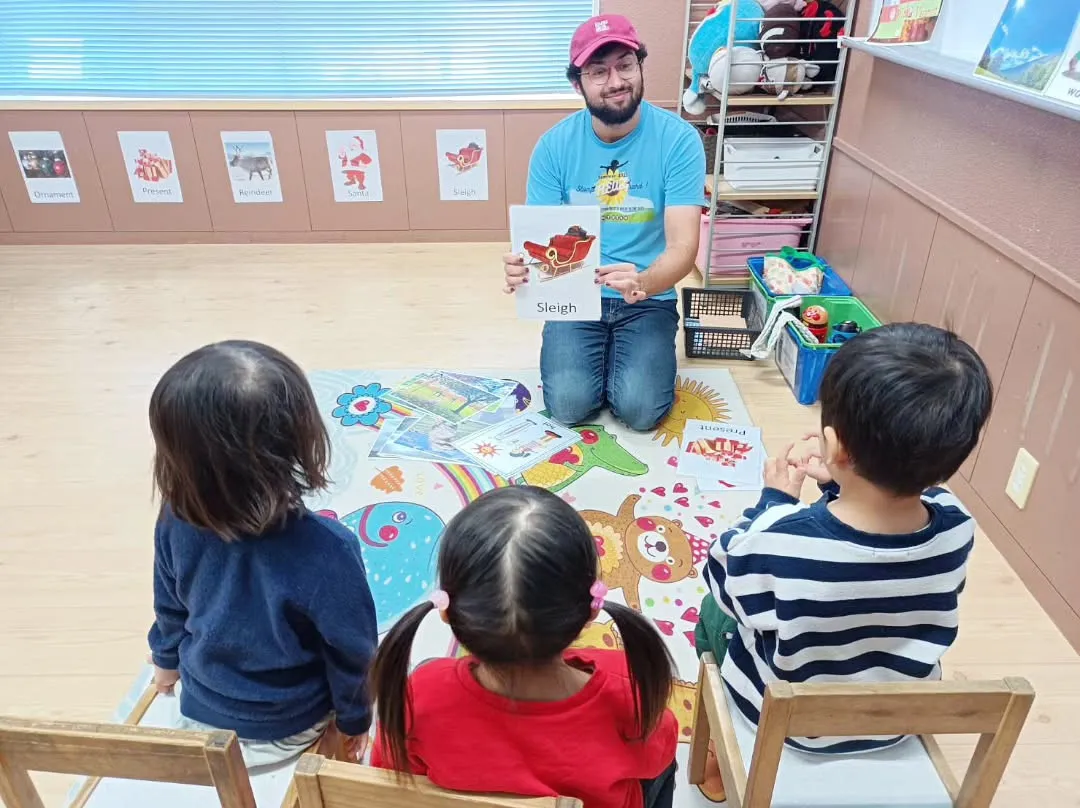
[326, 130, 384, 203]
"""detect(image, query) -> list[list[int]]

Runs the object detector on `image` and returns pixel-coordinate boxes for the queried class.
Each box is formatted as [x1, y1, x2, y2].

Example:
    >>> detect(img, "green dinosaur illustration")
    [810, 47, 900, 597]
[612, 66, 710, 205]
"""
[520, 416, 648, 492]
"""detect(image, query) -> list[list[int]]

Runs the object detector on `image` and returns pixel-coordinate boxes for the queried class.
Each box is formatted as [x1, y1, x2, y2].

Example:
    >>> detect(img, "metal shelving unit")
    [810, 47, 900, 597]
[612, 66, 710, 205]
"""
[678, 0, 857, 289]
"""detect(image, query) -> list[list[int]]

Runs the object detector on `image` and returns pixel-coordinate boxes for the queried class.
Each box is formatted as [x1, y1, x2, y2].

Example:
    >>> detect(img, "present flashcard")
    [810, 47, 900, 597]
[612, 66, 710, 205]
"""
[678, 420, 764, 489]
[118, 131, 183, 203]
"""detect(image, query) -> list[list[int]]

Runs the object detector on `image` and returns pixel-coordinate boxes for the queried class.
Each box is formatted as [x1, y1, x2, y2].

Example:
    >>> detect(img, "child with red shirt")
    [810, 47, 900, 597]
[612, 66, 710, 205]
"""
[369, 486, 679, 808]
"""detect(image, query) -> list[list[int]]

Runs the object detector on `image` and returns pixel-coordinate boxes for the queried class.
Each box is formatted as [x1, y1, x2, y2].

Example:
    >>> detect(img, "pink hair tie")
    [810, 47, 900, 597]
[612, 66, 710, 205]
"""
[589, 581, 608, 610]
[429, 590, 449, 611]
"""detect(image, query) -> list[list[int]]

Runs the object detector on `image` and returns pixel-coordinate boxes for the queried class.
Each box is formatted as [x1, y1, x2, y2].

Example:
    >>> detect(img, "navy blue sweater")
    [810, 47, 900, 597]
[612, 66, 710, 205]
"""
[148, 506, 378, 740]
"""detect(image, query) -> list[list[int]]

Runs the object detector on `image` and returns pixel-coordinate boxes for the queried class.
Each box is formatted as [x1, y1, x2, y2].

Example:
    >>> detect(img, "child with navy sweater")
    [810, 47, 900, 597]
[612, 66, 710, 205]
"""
[694, 323, 993, 799]
[147, 340, 378, 767]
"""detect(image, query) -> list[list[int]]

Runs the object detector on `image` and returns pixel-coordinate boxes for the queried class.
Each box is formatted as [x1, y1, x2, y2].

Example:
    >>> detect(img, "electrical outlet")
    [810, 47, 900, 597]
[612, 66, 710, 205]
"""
[1005, 448, 1039, 509]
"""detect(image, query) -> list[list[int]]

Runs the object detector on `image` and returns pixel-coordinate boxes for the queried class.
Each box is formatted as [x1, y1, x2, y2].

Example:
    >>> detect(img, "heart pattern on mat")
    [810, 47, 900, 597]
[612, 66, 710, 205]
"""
[673, 482, 688, 494]
[654, 620, 675, 636]
[695, 516, 714, 528]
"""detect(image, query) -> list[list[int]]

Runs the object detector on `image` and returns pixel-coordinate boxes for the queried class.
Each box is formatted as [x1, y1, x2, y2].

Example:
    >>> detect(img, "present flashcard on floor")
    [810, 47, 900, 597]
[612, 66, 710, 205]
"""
[452, 412, 580, 478]
[511, 204, 602, 322]
[679, 420, 764, 489]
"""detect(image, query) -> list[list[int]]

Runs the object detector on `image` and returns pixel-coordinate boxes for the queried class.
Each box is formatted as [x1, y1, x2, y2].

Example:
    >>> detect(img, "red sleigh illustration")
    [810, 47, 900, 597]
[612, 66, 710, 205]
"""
[523, 226, 597, 282]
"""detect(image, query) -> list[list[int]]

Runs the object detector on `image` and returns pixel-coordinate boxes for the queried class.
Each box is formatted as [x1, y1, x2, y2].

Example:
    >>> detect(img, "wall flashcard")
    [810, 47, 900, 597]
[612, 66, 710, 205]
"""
[8, 130, 80, 204]
[117, 131, 183, 204]
[435, 128, 488, 201]
[511, 204, 602, 322]
[220, 131, 283, 203]
[325, 130, 384, 203]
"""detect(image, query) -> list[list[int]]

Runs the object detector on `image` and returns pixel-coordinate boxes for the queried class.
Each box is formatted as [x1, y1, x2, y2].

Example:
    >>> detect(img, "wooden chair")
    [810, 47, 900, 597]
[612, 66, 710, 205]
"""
[292, 754, 583, 808]
[688, 653, 1034, 808]
[0, 716, 256, 808]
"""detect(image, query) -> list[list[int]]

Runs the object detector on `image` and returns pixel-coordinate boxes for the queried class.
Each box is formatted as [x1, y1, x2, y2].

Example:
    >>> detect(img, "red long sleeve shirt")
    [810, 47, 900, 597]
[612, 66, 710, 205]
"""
[371, 649, 678, 808]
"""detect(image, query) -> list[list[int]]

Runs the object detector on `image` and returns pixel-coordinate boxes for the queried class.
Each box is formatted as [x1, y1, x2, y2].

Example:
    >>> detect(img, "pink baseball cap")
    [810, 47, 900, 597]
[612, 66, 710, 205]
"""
[570, 14, 642, 67]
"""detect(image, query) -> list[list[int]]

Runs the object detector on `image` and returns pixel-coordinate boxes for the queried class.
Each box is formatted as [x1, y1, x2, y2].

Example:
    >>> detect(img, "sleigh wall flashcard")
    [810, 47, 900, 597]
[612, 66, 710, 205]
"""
[511, 204, 602, 322]
[678, 420, 764, 490]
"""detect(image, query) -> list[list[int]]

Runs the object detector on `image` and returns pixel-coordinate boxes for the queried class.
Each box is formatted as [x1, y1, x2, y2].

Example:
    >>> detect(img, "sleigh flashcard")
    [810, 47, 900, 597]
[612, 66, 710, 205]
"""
[511, 204, 602, 322]
[452, 412, 580, 478]
[678, 420, 764, 489]
[436, 128, 488, 201]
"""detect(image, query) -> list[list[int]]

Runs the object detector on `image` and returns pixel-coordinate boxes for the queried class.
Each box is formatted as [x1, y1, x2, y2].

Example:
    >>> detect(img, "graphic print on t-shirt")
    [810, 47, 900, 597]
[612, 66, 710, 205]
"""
[569, 158, 655, 225]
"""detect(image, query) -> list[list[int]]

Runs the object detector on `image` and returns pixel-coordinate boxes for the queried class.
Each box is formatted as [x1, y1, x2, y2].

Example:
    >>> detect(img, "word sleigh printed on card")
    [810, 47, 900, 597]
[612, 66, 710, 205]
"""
[511, 205, 602, 321]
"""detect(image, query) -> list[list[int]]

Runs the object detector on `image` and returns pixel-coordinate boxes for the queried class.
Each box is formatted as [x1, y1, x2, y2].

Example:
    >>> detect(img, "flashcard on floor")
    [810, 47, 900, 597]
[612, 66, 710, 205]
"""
[452, 412, 580, 478]
[679, 421, 764, 489]
[511, 204, 602, 322]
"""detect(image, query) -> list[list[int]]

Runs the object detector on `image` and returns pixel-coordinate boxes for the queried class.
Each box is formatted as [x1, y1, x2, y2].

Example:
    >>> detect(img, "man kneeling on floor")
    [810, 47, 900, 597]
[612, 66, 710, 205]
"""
[502, 14, 705, 432]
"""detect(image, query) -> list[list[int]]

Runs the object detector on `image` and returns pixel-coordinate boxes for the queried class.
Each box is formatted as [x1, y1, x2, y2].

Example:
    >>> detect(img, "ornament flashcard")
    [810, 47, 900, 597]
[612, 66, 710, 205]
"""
[9, 131, 79, 203]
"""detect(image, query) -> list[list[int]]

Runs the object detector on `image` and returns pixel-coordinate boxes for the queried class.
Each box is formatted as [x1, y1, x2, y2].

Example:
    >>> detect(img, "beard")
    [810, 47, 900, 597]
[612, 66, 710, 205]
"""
[584, 81, 644, 126]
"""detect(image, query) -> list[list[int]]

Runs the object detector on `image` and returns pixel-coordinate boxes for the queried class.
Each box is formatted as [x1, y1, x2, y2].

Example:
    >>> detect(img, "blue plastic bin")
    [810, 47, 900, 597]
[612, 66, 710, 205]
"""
[773, 296, 882, 405]
[747, 254, 852, 330]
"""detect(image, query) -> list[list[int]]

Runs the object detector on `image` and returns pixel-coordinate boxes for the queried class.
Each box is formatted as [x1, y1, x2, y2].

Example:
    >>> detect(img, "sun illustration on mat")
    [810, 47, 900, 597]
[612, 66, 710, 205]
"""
[473, 442, 499, 457]
[652, 376, 731, 448]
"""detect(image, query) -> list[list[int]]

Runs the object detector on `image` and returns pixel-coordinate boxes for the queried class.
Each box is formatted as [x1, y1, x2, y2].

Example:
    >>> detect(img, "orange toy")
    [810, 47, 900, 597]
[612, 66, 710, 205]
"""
[801, 304, 829, 343]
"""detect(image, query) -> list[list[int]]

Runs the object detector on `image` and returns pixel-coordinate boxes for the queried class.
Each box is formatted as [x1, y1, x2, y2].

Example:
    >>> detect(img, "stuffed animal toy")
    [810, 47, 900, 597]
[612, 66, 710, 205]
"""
[761, 56, 820, 101]
[701, 45, 764, 98]
[800, 0, 846, 84]
[760, 1, 804, 60]
[683, 0, 764, 115]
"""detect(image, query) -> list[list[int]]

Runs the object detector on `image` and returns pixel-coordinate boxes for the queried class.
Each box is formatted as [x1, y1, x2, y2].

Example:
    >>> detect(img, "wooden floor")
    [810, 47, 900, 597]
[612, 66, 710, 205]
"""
[1, 243, 1078, 807]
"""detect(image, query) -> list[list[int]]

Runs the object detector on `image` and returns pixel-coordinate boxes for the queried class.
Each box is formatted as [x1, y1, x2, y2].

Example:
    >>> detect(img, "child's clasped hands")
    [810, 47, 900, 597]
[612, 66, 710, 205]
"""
[762, 432, 834, 499]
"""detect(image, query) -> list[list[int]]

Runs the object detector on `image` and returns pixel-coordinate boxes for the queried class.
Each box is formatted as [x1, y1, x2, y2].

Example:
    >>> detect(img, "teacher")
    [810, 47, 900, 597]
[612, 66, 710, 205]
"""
[503, 14, 705, 431]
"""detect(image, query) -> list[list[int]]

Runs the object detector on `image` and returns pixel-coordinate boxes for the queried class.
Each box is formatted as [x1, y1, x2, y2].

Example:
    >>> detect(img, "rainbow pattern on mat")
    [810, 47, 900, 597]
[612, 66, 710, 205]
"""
[436, 463, 509, 506]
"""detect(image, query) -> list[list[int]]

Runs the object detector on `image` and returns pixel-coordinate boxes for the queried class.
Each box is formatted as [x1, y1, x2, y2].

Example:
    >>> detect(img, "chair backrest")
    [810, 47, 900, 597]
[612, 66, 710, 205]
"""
[0, 716, 256, 808]
[698, 654, 1034, 808]
[292, 755, 583, 808]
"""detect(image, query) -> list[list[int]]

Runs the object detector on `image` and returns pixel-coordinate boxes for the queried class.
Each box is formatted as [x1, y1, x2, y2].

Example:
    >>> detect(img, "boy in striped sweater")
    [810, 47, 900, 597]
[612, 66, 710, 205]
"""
[696, 323, 993, 799]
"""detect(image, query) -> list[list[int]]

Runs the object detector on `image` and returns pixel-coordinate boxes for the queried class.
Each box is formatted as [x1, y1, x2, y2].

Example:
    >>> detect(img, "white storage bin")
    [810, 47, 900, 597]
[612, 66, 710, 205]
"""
[723, 137, 824, 191]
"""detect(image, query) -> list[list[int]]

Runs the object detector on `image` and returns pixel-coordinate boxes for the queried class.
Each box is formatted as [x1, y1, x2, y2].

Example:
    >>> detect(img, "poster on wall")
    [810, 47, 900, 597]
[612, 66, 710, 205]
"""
[8, 130, 80, 204]
[220, 131, 283, 203]
[117, 131, 183, 204]
[974, 0, 1080, 94]
[325, 130, 384, 203]
[868, 0, 943, 45]
[1042, 14, 1080, 106]
[435, 128, 488, 202]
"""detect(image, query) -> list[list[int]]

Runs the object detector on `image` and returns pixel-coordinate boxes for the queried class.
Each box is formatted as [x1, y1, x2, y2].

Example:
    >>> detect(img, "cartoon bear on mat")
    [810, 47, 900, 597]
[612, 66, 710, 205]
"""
[579, 494, 700, 611]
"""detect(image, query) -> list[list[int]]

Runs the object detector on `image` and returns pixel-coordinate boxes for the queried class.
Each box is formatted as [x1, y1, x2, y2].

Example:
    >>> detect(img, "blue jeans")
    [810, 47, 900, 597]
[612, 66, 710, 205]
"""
[540, 297, 678, 432]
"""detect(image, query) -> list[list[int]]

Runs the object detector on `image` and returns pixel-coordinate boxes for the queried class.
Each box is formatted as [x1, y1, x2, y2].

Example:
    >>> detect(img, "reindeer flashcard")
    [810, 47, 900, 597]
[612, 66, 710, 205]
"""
[220, 131, 283, 203]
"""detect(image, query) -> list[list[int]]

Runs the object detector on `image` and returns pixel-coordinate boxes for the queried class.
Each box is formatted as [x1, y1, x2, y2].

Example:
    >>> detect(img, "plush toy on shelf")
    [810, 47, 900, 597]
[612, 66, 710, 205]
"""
[700, 45, 764, 99]
[760, 1, 805, 59]
[683, 0, 764, 115]
[761, 56, 821, 100]
[800, 0, 846, 84]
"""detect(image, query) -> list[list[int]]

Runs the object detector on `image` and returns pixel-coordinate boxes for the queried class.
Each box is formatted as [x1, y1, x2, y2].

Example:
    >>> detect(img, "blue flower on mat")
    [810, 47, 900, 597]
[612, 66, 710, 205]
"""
[332, 383, 392, 427]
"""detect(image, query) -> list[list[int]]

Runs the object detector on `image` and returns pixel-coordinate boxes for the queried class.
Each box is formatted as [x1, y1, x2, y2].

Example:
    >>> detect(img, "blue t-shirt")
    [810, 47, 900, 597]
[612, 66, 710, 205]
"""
[525, 101, 706, 301]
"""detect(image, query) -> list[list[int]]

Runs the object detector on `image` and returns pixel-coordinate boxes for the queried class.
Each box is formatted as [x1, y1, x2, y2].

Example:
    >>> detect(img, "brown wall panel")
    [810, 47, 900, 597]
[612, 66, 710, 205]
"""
[600, 0, 686, 106]
[401, 111, 507, 231]
[189, 112, 310, 232]
[503, 111, 573, 208]
[817, 151, 873, 285]
[849, 176, 937, 322]
[913, 219, 1033, 480]
[971, 279, 1080, 619]
[0, 111, 113, 232]
[295, 112, 409, 233]
[82, 112, 211, 232]
[0, 186, 11, 231]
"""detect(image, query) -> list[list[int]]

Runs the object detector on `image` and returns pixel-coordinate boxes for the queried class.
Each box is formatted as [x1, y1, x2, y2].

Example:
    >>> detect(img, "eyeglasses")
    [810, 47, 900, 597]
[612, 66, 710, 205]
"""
[581, 57, 640, 85]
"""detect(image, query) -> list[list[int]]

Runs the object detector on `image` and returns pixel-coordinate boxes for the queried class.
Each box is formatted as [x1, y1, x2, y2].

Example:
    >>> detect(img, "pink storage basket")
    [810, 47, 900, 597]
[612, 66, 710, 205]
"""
[695, 213, 813, 278]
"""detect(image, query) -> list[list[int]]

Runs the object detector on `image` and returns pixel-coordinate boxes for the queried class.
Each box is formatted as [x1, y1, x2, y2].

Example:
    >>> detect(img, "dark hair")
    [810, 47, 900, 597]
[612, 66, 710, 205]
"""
[370, 486, 674, 774]
[148, 340, 330, 540]
[818, 323, 993, 496]
[566, 42, 648, 84]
